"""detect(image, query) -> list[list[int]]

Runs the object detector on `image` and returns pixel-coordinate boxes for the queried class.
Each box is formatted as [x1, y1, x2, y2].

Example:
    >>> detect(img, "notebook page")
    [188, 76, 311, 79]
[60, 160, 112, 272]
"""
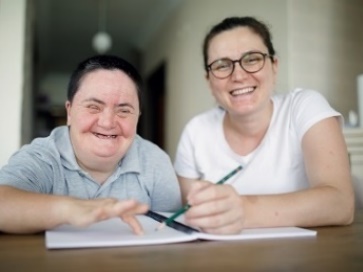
[196, 227, 317, 241]
[167, 213, 317, 241]
[46, 215, 198, 249]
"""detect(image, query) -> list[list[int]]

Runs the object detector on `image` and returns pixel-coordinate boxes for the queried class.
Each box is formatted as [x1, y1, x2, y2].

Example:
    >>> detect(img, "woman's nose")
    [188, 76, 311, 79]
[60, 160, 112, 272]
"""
[230, 62, 249, 81]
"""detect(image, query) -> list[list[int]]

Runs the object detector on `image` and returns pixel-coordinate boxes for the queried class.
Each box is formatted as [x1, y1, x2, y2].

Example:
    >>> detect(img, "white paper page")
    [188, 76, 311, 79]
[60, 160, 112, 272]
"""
[46, 216, 198, 249]
[46, 213, 317, 249]
[196, 227, 317, 241]
[167, 213, 317, 241]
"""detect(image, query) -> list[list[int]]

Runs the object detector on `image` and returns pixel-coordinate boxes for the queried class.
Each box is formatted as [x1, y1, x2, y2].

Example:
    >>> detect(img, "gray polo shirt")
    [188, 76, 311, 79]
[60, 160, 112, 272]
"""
[0, 126, 181, 211]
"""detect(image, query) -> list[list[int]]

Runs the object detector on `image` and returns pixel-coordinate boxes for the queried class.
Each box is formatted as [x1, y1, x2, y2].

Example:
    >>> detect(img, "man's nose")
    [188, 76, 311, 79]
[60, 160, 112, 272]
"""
[98, 110, 116, 128]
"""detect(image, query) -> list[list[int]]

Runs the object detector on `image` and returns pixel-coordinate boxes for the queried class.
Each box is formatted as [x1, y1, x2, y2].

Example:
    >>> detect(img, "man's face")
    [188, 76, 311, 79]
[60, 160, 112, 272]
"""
[65, 69, 140, 170]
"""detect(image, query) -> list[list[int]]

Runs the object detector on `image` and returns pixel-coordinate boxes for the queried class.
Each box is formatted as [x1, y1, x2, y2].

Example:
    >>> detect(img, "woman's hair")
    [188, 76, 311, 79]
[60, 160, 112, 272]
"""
[202, 16, 276, 71]
[67, 55, 143, 105]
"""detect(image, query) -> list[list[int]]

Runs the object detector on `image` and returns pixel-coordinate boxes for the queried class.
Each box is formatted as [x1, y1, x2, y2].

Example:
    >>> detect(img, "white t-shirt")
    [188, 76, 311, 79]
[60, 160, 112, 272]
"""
[174, 89, 341, 195]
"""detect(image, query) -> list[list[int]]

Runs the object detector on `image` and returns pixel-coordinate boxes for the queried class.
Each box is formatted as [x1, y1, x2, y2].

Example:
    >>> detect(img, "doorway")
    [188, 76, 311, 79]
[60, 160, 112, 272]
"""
[138, 62, 166, 149]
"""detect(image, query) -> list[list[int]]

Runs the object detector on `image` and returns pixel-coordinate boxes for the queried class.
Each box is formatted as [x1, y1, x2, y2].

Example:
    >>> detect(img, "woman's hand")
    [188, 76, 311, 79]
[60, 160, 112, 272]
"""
[184, 181, 244, 234]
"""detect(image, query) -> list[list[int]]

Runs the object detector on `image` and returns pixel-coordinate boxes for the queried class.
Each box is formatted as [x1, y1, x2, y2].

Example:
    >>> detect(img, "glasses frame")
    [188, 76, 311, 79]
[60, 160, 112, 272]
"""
[207, 51, 273, 79]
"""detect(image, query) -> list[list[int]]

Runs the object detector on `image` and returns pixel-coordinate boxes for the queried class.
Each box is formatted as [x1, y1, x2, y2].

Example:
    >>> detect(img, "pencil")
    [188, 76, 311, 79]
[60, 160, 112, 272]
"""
[156, 165, 243, 231]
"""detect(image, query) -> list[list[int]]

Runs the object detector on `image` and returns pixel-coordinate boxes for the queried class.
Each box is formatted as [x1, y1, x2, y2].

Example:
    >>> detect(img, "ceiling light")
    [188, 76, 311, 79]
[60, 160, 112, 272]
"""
[92, 0, 112, 54]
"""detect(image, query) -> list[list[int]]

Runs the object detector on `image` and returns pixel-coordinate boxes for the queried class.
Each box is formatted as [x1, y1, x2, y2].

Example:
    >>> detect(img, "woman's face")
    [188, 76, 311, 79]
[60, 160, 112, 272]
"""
[65, 69, 140, 169]
[207, 27, 278, 117]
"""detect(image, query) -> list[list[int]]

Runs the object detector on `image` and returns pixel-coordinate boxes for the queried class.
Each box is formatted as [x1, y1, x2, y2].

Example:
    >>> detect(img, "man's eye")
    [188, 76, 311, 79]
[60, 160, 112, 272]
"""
[87, 105, 100, 112]
[116, 108, 133, 117]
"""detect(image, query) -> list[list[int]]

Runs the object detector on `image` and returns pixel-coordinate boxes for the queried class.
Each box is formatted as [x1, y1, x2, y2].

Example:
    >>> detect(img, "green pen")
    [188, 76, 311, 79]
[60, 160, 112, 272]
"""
[156, 165, 243, 231]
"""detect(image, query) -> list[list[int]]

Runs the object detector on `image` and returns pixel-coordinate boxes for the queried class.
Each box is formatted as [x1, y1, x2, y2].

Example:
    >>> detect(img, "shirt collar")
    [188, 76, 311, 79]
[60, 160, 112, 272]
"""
[54, 126, 141, 175]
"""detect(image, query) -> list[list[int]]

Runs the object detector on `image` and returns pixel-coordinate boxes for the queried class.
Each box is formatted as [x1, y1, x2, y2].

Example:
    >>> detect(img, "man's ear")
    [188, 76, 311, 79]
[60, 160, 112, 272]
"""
[65, 101, 71, 126]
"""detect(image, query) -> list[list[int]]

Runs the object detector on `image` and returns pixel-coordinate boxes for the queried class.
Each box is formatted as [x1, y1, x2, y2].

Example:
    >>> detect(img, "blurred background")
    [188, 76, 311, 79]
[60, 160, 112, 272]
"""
[33, 0, 183, 147]
[1, 0, 363, 168]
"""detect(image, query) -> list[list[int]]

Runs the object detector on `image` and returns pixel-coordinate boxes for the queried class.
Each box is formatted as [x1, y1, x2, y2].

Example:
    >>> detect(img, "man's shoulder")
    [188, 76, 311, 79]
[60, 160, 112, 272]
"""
[20, 126, 67, 162]
[133, 136, 168, 158]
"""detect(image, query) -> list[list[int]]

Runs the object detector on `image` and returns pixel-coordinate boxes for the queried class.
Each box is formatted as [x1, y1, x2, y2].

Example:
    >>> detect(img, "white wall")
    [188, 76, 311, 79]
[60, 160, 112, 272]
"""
[2, 0, 363, 167]
[0, 0, 27, 167]
[143, 0, 289, 159]
[288, 0, 363, 119]
[143, 0, 363, 159]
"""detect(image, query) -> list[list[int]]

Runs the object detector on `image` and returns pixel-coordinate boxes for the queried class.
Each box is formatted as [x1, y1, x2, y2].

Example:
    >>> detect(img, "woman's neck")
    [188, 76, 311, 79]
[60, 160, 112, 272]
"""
[223, 100, 273, 156]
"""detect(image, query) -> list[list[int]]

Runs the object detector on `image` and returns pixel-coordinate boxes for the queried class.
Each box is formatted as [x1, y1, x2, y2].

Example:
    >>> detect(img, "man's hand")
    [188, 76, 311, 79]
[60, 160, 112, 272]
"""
[60, 198, 149, 235]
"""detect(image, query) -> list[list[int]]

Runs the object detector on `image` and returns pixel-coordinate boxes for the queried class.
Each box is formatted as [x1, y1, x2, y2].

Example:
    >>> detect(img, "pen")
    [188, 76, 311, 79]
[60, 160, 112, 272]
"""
[156, 165, 243, 231]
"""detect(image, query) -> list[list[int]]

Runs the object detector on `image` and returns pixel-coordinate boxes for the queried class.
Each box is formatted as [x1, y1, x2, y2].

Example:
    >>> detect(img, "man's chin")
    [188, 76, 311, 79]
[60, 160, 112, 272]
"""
[94, 152, 118, 159]
[92, 150, 124, 160]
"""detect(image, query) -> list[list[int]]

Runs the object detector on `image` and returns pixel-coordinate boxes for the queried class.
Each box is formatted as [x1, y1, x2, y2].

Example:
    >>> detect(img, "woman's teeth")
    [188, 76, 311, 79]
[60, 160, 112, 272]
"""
[231, 87, 254, 96]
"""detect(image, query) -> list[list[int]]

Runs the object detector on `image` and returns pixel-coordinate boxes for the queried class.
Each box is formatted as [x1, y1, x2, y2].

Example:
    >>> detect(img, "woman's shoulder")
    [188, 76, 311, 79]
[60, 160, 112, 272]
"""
[186, 107, 225, 128]
[273, 88, 329, 108]
[273, 88, 321, 98]
[284, 88, 326, 100]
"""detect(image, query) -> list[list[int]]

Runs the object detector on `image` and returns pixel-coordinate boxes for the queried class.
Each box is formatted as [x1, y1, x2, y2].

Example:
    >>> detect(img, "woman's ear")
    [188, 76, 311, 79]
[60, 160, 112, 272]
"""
[272, 57, 279, 75]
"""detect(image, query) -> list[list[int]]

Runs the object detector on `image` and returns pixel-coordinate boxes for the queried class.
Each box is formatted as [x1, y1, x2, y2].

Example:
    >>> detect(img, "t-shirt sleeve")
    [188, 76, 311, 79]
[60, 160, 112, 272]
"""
[174, 118, 201, 179]
[290, 89, 342, 142]
[0, 146, 53, 193]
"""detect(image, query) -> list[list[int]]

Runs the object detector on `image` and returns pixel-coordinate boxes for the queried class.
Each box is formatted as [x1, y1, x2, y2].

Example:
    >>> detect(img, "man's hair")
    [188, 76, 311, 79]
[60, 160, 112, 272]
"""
[67, 55, 143, 106]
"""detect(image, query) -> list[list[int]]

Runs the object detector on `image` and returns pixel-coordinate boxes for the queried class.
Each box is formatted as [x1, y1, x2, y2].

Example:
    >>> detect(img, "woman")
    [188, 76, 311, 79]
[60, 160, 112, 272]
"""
[174, 16, 354, 234]
[0, 55, 181, 234]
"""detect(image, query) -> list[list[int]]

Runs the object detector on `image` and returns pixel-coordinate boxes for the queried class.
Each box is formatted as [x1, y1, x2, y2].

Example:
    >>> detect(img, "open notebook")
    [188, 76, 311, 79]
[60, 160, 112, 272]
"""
[45, 211, 317, 249]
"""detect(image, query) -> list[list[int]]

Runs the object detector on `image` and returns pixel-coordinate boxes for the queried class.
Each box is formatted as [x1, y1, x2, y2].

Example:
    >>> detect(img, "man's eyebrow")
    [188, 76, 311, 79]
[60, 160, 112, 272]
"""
[82, 98, 135, 109]
[83, 98, 105, 105]
[116, 103, 135, 109]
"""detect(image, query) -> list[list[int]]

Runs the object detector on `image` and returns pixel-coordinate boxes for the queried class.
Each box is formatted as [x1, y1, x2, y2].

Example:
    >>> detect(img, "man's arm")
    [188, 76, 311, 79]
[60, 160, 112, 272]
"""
[0, 185, 148, 234]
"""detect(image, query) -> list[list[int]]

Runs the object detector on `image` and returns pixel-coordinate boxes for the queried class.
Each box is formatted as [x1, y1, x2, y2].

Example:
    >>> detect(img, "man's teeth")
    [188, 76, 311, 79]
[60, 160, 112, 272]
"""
[94, 133, 117, 138]
[231, 87, 254, 95]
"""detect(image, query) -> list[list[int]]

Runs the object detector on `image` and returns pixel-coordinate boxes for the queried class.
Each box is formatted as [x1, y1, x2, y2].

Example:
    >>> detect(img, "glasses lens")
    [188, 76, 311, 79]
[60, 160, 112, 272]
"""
[209, 59, 233, 79]
[240, 52, 266, 73]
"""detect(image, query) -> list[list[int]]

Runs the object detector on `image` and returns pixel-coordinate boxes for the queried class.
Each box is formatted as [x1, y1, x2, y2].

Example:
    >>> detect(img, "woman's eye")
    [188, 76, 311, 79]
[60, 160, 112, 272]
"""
[244, 55, 263, 65]
[213, 61, 231, 70]
[217, 64, 229, 70]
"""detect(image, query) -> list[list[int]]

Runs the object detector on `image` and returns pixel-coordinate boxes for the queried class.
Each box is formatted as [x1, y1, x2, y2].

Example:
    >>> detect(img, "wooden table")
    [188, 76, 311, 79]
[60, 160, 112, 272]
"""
[1, 211, 363, 272]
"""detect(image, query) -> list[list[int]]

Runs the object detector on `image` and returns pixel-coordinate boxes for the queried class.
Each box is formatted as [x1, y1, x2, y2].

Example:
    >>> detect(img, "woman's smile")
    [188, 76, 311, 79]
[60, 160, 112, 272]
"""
[230, 86, 255, 96]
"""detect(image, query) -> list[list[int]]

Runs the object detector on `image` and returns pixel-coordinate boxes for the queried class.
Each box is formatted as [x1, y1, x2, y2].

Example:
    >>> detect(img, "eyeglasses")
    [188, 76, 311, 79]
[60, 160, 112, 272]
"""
[207, 51, 272, 79]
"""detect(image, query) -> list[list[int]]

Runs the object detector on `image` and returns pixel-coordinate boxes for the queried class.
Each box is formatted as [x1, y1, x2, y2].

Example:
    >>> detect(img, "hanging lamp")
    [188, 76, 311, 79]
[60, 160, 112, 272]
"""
[92, 0, 112, 54]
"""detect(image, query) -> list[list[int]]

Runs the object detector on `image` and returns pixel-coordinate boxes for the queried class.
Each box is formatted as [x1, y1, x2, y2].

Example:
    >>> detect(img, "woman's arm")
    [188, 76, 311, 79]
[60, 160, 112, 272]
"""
[179, 117, 354, 234]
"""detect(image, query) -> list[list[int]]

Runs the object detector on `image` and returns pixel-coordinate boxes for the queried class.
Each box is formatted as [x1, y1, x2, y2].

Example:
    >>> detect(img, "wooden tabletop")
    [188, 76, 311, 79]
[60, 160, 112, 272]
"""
[1, 211, 363, 272]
